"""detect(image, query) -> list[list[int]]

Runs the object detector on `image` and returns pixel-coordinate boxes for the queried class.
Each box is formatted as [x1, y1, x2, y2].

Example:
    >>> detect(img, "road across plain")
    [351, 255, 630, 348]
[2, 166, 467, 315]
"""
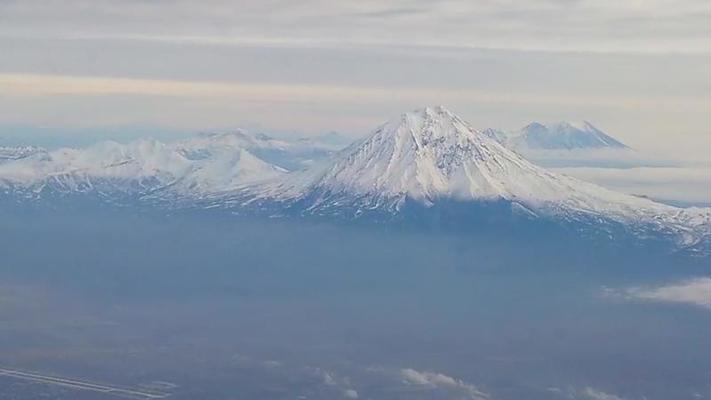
[0, 367, 169, 399]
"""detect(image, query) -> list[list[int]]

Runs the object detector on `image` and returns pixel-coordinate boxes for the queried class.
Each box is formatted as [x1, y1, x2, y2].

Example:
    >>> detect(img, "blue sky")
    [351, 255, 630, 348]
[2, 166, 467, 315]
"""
[1, 0, 710, 157]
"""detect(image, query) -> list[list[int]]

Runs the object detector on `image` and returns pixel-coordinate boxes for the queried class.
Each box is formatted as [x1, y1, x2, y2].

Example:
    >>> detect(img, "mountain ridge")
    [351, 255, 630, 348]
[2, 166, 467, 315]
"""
[0, 106, 709, 254]
[216, 106, 709, 253]
[508, 120, 629, 151]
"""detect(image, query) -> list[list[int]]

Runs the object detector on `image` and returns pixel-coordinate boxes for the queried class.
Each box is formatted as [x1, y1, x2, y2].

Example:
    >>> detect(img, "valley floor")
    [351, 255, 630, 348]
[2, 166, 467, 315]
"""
[0, 210, 709, 400]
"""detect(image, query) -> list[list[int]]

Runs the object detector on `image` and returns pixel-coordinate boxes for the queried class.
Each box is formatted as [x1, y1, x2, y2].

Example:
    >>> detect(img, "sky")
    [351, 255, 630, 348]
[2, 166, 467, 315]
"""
[1, 0, 711, 157]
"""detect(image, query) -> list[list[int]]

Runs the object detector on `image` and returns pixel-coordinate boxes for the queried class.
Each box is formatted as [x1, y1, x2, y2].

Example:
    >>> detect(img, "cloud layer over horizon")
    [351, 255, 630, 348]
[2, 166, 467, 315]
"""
[1, 0, 710, 160]
[3, 1, 711, 54]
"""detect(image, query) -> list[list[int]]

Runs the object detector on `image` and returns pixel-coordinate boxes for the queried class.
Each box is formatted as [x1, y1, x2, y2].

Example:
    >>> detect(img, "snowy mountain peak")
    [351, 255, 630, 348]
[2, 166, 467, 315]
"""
[380, 105, 479, 145]
[0, 107, 708, 253]
[0, 132, 287, 199]
[514, 121, 628, 150]
[308, 106, 536, 204]
[262, 107, 587, 207]
[242, 107, 709, 252]
[562, 120, 594, 131]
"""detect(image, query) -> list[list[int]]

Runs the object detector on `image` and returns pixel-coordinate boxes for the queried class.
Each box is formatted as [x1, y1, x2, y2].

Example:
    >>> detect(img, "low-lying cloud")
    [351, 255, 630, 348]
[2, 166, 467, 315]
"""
[3, 0, 711, 53]
[579, 387, 628, 400]
[606, 277, 711, 309]
[552, 165, 711, 205]
[400, 368, 490, 399]
[548, 386, 630, 400]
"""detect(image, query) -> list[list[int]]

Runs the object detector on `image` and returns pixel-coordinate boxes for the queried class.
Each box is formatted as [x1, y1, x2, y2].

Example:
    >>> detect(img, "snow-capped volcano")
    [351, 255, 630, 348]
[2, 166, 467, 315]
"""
[238, 106, 709, 250]
[255, 106, 578, 206]
[509, 121, 628, 151]
[248, 107, 632, 207]
[0, 107, 709, 252]
[486, 121, 661, 169]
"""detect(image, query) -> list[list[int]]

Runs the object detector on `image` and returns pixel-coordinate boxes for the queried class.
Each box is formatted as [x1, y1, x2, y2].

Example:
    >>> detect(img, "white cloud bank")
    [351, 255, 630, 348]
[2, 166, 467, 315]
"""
[580, 387, 628, 400]
[607, 277, 711, 309]
[552, 165, 711, 205]
[582, 387, 624, 400]
[400, 368, 490, 399]
[3, 0, 711, 54]
[548, 386, 630, 400]
[1, 0, 710, 155]
[313, 367, 359, 399]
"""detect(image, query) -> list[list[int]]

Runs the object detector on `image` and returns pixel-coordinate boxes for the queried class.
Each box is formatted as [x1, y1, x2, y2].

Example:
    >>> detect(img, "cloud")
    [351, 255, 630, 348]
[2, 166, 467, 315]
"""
[6, 73, 704, 112]
[261, 360, 283, 368]
[2, 0, 711, 53]
[1, 1, 711, 151]
[580, 387, 627, 400]
[400, 368, 490, 399]
[3, 72, 711, 137]
[230, 355, 360, 399]
[606, 277, 711, 309]
[548, 386, 630, 400]
[551, 165, 711, 205]
[311, 367, 359, 399]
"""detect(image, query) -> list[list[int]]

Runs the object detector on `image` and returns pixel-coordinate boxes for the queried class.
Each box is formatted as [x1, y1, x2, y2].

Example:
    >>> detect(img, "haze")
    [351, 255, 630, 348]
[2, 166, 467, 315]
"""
[1, 0, 710, 158]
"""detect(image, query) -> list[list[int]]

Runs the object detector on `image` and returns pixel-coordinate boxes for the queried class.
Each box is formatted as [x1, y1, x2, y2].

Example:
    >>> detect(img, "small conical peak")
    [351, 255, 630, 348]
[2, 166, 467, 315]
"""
[553, 120, 593, 132]
[403, 105, 459, 122]
[514, 120, 628, 150]
[522, 122, 545, 131]
[382, 106, 479, 143]
[373, 106, 485, 149]
[525, 120, 597, 132]
[419, 105, 453, 115]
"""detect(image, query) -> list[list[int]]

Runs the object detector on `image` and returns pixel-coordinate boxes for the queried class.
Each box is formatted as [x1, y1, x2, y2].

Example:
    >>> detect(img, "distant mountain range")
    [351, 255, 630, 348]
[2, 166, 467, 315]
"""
[516, 121, 628, 150]
[483, 121, 672, 169]
[0, 130, 352, 197]
[483, 120, 628, 151]
[1, 107, 708, 254]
